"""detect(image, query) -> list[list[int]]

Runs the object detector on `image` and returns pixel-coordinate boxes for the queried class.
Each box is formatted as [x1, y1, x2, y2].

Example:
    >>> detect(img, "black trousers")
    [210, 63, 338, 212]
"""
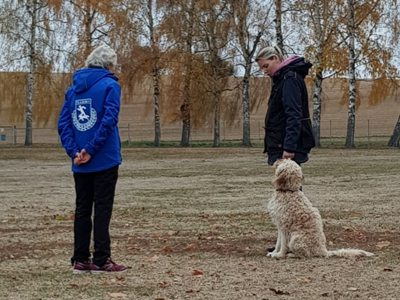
[71, 165, 119, 266]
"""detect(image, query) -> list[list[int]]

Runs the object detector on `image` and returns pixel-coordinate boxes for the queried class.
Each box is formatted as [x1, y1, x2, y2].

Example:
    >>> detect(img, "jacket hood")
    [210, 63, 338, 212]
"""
[274, 56, 312, 79]
[72, 68, 118, 93]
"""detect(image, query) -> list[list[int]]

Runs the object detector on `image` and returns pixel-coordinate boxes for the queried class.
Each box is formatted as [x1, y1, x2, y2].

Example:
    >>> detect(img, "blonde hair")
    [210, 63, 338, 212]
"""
[255, 46, 284, 62]
[85, 45, 118, 69]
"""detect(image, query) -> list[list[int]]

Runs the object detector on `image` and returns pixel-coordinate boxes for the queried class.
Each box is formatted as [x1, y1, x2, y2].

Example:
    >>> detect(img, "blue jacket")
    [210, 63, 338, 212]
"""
[264, 57, 315, 163]
[58, 68, 121, 173]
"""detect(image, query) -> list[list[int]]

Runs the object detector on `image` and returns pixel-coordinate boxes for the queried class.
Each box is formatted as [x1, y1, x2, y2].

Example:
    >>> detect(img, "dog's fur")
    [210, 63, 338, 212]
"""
[267, 159, 374, 259]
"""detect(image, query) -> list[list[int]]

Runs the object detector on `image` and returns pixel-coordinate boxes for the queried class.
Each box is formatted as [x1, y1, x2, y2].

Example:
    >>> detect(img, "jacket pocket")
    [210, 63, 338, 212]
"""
[300, 118, 315, 149]
[265, 129, 283, 152]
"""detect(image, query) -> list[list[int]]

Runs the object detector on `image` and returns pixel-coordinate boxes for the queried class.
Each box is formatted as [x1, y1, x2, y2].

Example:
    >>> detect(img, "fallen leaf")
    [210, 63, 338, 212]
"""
[107, 292, 127, 298]
[143, 255, 159, 263]
[383, 268, 393, 272]
[348, 287, 358, 291]
[376, 241, 391, 249]
[297, 277, 312, 284]
[347, 211, 361, 217]
[163, 246, 173, 252]
[269, 288, 290, 295]
[321, 292, 329, 297]
[185, 244, 196, 250]
[192, 269, 203, 276]
[151, 233, 161, 238]
[157, 281, 167, 288]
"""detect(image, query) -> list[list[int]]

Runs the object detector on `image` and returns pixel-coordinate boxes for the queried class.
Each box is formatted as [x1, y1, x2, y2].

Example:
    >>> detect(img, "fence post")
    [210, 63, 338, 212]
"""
[128, 123, 131, 145]
[367, 119, 370, 149]
[329, 120, 332, 148]
[12, 126, 16, 145]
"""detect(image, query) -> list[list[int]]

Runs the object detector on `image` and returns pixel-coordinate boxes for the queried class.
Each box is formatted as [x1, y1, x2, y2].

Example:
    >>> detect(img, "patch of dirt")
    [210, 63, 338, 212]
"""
[2, 147, 400, 300]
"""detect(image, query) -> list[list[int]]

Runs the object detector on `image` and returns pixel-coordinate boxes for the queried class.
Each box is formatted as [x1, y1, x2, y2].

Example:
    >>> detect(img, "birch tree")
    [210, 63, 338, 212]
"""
[337, 0, 399, 148]
[146, 0, 162, 147]
[229, 0, 274, 147]
[275, 0, 284, 53]
[158, 0, 203, 147]
[67, 0, 126, 68]
[0, 0, 68, 146]
[303, 0, 347, 147]
[197, 0, 234, 147]
[344, 0, 357, 148]
[123, 0, 163, 146]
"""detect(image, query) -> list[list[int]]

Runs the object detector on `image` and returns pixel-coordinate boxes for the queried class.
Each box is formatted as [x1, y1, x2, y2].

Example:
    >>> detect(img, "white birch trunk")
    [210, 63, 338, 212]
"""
[345, 0, 356, 148]
[275, 0, 284, 52]
[25, 0, 38, 146]
[311, 0, 324, 147]
[312, 71, 323, 147]
[241, 63, 252, 147]
[148, 0, 161, 147]
[213, 94, 220, 147]
[180, 2, 195, 147]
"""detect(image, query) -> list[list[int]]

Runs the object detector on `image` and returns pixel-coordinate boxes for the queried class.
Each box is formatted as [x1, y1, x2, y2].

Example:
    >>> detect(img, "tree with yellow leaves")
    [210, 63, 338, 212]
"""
[337, 0, 399, 148]
[0, 0, 72, 146]
[229, 0, 275, 147]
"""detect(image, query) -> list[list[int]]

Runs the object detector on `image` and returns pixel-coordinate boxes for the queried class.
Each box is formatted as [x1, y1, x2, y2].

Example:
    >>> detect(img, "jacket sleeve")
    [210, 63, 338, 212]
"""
[84, 82, 121, 157]
[282, 74, 302, 153]
[57, 91, 80, 159]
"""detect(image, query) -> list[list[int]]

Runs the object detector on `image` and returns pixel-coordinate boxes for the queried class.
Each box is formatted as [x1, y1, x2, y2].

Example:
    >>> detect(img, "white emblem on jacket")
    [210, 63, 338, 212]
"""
[72, 99, 97, 131]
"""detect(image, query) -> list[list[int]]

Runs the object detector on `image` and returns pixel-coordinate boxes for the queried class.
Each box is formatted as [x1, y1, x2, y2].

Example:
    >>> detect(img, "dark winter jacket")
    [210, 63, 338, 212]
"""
[58, 68, 121, 173]
[264, 56, 315, 163]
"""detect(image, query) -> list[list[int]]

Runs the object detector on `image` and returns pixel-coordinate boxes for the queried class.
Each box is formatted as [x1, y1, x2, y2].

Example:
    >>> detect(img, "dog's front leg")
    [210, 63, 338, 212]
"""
[268, 231, 288, 259]
[267, 230, 282, 256]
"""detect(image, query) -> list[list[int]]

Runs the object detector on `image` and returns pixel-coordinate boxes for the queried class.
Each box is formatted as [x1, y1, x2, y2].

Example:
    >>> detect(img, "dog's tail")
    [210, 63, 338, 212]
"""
[327, 249, 374, 258]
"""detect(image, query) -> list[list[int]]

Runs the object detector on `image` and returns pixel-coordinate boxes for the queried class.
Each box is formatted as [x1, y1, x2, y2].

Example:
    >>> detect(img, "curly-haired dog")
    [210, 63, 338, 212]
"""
[267, 159, 374, 259]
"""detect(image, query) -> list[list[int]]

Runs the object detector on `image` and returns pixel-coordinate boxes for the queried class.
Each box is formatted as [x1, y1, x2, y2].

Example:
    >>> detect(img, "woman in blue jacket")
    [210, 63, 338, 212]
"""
[58, 45, 126, 274]
[256, 46, 315, 166]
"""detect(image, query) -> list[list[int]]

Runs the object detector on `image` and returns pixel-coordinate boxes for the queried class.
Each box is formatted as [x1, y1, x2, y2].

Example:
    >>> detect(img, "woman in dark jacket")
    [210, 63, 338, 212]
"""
[256, 46, 315, 165]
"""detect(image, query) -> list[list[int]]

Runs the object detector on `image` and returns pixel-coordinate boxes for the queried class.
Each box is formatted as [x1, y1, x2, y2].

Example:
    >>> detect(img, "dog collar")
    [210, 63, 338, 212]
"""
[276, 189, 297, 192]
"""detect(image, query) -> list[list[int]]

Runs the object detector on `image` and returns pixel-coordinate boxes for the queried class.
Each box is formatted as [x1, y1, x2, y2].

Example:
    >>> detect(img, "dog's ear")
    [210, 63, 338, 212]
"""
[273, 159, 284, 169]
[273, 170, 287, 189]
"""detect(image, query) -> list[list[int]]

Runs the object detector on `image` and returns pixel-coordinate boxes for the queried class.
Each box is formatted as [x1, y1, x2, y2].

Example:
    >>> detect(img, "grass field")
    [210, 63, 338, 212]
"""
[1, 147, 400, 300]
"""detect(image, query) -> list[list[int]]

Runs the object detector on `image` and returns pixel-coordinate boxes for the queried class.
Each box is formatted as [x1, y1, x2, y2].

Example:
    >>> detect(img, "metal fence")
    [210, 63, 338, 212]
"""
[0, 119, 396, 147]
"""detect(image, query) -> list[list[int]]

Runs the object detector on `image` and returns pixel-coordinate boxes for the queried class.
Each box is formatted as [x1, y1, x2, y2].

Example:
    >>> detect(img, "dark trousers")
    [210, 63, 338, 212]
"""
[71, 165, 119, 266]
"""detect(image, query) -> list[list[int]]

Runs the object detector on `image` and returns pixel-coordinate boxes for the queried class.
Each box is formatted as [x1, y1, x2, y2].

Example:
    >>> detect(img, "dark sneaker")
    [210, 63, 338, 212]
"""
[91, 259, 127, 274]
[72, 261, 92, 274]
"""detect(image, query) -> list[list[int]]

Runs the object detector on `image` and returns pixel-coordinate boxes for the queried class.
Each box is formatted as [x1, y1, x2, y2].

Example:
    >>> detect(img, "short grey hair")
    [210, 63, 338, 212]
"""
[85, 45, 118, 69]
[255, 46, 284, 62]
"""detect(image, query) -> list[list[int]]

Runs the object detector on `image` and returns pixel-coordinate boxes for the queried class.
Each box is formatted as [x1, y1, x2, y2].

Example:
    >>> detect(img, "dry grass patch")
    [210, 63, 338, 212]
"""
[1, 147, 400, 299]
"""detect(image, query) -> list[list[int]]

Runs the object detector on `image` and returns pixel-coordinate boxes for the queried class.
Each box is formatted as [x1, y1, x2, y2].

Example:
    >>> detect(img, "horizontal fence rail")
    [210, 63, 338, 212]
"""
[0, 119, 397, 148]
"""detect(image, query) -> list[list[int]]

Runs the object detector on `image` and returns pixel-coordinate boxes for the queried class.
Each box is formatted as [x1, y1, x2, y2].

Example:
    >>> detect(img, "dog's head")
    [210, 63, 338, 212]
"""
[272, 159, 304, 191]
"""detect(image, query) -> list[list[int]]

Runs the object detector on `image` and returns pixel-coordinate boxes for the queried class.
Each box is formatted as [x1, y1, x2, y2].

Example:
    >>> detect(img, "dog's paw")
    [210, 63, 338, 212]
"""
[268, 252, 285, 259]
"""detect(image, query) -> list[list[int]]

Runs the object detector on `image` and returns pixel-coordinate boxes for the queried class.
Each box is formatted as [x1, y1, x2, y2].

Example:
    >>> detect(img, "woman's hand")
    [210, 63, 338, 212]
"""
[73, 149, 91, 166]
[282, 151, 295, 159]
